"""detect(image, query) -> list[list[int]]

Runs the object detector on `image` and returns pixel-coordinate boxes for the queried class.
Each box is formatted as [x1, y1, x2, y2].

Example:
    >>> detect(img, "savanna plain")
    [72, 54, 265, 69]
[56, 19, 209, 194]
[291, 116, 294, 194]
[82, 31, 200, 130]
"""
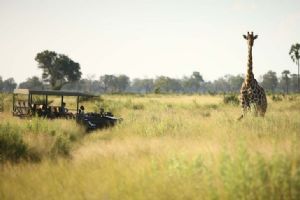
[0, 93, 300, 200]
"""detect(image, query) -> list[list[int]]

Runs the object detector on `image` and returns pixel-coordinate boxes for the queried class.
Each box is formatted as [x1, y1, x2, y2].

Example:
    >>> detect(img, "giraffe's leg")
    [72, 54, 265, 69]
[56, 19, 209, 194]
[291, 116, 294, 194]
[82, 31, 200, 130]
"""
[259, 110, 265, 117]
[256, 105, 263, 117]
[262, 95, 267, 117]
[257, 94, 267, 117]
[238, 95, 249, 120]
[253, 104, 258, 117]
[258, 102, 267, 117]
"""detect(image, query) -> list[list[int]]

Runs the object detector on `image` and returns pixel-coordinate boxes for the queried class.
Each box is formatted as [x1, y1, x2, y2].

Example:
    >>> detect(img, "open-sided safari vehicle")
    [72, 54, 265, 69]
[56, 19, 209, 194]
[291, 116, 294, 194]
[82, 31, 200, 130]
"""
[12, 89, 120, 131]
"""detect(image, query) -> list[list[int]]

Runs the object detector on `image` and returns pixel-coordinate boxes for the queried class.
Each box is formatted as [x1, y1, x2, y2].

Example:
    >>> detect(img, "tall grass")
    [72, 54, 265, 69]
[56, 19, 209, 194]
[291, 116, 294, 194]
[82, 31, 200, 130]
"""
[0, 94, 299, 199]
[0, 93, 4, 112]
[0, 114, 83, 163]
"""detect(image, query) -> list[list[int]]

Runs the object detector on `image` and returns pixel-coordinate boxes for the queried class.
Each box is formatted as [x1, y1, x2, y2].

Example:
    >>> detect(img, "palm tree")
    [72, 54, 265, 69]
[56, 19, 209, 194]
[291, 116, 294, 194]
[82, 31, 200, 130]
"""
[289, 43, 300, 92]
[281, 70, 290, 94]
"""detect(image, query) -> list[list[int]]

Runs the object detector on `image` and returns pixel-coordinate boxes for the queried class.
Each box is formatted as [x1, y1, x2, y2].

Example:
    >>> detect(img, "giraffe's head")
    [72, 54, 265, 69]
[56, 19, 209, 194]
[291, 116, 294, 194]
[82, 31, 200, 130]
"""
[243, 32, 258, 47]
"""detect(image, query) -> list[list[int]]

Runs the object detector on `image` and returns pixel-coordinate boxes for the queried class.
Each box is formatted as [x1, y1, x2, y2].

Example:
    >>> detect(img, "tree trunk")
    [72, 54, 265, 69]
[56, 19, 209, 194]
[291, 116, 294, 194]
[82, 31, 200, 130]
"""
[297, 59, 300, 93]
[286, 79, 289, 94]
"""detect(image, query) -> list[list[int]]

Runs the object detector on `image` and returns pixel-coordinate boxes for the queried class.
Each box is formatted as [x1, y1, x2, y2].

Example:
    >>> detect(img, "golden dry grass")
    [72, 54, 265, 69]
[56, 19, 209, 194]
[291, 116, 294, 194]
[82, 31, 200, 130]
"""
[0, 94, 300, 199]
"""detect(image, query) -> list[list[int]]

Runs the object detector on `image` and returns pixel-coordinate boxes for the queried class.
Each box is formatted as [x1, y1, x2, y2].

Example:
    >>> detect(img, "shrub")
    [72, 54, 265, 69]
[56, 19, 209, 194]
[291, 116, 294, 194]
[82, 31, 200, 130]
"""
[154, 87, 161, 94]
[132, 103, 144, 110]
[79, 95, 98, 103]
[0, 118, 83, 163]
[0, 93, 4, 112]
[223, 94, 240, 105]
[0, 123, 28, 163]
[208, 91, 217, 96]
[272, 95, 283, 102]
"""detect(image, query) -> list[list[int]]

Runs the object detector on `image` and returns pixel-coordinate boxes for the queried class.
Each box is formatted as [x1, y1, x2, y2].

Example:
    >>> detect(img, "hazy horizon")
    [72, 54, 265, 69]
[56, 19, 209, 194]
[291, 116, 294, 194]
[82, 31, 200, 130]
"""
[1, 0, 299, 83]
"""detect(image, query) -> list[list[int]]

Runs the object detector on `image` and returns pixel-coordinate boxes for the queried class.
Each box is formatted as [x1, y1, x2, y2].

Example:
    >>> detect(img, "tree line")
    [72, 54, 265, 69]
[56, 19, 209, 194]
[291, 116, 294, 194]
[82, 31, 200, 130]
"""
[0, 70, 298, 94]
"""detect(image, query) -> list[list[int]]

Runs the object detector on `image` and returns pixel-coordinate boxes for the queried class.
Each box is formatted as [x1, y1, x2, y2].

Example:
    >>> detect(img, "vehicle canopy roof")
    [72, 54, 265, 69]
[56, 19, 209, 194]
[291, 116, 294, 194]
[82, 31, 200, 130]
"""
[13, 89, 96, 97]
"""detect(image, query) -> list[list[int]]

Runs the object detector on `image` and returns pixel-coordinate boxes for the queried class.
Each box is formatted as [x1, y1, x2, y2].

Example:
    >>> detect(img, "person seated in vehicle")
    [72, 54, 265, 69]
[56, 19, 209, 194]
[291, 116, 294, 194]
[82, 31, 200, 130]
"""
[47, 106, 58, 119]
[79, 105, 85, 115]
[53, 107, 59, 117]
[58, 102, 67, 115]
[31, 104, 37, 116]
[59, 102, 68, 113]
[59, 102, 73, 118]
[99, 108, 105, 116]
[36, 105, 42, 117]
[41, 104, 47, 117]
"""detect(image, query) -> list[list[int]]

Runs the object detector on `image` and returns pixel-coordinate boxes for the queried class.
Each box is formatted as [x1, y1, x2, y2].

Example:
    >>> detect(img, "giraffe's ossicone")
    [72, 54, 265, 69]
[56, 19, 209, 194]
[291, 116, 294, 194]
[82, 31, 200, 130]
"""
[238, 32, 267, 120]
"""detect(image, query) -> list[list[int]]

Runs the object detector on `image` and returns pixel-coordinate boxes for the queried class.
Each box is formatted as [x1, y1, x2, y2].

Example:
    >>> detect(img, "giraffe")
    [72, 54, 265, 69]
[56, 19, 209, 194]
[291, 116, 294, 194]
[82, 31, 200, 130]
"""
[238, 32, 267, 120]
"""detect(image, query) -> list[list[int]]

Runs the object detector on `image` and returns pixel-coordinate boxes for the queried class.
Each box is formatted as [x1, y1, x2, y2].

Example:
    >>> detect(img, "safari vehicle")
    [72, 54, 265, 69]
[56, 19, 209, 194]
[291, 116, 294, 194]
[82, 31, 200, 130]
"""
[12, 89, 120, 130]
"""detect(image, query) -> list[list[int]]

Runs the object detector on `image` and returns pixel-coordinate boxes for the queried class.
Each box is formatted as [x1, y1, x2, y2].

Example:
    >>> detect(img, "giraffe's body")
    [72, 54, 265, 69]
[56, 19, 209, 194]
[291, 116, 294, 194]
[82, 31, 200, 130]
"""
[238, 32, 267, 120]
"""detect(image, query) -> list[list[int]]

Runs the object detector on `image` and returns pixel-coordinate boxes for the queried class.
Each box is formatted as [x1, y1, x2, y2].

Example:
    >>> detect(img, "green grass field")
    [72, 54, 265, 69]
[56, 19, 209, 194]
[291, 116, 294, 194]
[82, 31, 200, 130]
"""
[0, 94, 300, 200]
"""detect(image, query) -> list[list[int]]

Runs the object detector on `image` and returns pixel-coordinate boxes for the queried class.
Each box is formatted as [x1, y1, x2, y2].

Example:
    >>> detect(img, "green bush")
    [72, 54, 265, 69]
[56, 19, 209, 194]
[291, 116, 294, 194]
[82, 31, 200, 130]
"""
[208, 91, 217, 96]
[272, 95, 283, 102]
[0, 118, 83, 163]
[154, 87, 161, 94]
[0, 94, 4, 112]
[223, 94, 240, 105]
[79, 95, 98, 103]
[0, 123, 28, 163]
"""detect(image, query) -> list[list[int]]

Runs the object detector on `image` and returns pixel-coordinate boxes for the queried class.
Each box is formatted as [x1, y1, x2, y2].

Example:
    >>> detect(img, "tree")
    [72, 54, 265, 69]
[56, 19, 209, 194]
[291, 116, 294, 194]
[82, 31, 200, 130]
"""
[99, 75, 117, 93]
[226, 74, 244, 92]
[0, 76, 3, 91]
[213, 77, 230, 93]
[116, 75, 130, 92]
[154, 76, 182, 93]
[182, 71, 204, 93]
[190, 71, 204, 91]
[290, 74, 298, 92]
[62, 78, 102, 93]
[131, 78, 154, 93]
[19, 76, 44, 90]
[201, 81, 214, 93]
[261, 71, 278, 92]
[281, 70, 290, 94]
[99, 75, 130, 93]
[289, 43, 300, 92]
[35, 50, 82, 90]
[2, 78, 17, 92]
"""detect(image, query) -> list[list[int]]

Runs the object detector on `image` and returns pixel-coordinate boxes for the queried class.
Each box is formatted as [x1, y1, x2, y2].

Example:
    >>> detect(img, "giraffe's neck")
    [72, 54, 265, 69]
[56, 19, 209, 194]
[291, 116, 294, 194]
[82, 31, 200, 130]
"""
[246, 45, 254, 85]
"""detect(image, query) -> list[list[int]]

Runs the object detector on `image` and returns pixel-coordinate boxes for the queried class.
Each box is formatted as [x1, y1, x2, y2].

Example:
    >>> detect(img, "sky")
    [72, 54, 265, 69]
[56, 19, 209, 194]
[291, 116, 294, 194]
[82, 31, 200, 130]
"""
[0, 0, 299, 84]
